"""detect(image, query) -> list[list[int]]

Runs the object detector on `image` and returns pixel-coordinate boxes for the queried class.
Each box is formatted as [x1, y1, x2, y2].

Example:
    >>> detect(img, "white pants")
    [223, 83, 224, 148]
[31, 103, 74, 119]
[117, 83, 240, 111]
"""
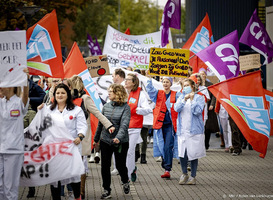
[127, 128, 142, 177]
[0, 153, 24, 200]
[219, 117, 232, 148]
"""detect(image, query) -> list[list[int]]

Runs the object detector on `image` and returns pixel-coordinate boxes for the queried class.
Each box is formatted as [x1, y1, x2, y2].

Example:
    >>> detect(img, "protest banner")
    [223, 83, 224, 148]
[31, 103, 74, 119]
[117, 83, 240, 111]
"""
[148, 48, 190, 77]
[161, 0, 181, 47]
[264, 89, 273, 136]
[208, 71, 270, 158]
[20, 107, 84, 186]
[240, 9, 273, 65]
[239, 54, 261, 71]
[84, 55, 110, 78]
[182, 13, 214, 73]
[0, 30, 27, 87]
[26, 10, 64, 78]
[196, 30, 240, 82]
[103, 25, 173, 72]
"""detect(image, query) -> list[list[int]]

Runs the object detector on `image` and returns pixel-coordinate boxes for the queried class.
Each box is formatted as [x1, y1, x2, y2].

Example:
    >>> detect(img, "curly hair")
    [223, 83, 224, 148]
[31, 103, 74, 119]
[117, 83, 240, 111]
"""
[109, 84, 128, 105]
[50, 83, 75, 111]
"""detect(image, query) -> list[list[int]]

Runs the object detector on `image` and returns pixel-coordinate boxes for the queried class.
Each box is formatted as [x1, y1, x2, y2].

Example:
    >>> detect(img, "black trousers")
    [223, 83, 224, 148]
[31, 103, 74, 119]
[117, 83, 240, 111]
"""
[228, 116, 242, 153]
[100, 140, 129, 192]
[51, 181, 81, 200]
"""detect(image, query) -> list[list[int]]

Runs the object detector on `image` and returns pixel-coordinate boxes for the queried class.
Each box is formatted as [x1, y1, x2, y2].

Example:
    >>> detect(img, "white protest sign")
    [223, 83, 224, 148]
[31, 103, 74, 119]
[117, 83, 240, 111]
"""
[103, 25, 173, 72]
[92, 69, 181, 125]
[0, 30, 27, 87]
[20, 107, 85, 186]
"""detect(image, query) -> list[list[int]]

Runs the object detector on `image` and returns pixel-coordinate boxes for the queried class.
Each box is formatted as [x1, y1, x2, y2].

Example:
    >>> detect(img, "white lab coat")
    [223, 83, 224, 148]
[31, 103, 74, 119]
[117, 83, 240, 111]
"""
[177, 100, 206, 161]
[0, 95, 29, 200]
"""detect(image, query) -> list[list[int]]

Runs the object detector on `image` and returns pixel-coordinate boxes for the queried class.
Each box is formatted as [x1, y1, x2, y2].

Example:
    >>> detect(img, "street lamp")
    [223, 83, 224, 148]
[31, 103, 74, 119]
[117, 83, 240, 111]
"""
[17, 6, 41, 28]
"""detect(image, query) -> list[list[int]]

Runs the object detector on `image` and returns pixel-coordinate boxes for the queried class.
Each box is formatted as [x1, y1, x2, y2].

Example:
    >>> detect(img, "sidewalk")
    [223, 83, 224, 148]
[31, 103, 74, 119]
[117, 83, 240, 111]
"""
[19, 135, 273, 200]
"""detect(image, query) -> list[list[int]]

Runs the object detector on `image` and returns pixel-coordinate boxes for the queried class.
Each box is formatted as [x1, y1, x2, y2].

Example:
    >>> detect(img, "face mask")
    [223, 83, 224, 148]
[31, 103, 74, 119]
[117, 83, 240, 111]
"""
[183, 86, 192, 95]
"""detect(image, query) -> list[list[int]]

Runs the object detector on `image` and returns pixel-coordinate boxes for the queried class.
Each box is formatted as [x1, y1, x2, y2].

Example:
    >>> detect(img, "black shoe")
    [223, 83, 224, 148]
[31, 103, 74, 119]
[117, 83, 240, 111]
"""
[27, 187, 35, 198]
[140, 154, 147, 164]
[248, 144, 253, 150]
[135, 151, 140, 162]
[232, 151, 241, 156]
[215, 133, 220, 138]
[123, 181, 130, 194]
[101, 190, 111, 199]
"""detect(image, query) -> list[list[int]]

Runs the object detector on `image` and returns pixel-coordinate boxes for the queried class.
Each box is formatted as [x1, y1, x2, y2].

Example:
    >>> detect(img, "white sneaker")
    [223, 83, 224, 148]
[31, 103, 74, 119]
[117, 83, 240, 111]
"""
[179, 174, 189, 185]
[111, 168, 119, 175]
[150, 138, 153, 144]
[95, 152, 100, 163]
[89, 155, 95, 163]
[156, 157, 162, 162]
[187, 176, 196, 185]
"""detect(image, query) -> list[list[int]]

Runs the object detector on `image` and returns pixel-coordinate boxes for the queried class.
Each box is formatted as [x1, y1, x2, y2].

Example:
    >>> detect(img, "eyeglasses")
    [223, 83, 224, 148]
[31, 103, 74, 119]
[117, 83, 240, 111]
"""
[108, 90, 113, 93]
[125, 78, 133, 81]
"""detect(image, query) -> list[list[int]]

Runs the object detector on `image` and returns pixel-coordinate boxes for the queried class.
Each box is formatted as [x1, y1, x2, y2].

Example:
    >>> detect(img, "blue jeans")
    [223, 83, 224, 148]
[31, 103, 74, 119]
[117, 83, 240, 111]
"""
[180, 149, 198, 177]
[161, 124, 175, 171]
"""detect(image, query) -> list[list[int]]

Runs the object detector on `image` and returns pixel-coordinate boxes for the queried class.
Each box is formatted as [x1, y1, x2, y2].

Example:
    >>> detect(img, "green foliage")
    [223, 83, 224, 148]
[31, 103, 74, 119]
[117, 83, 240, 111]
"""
[0, 0, 88, 30]
[73, 0, 186, 48]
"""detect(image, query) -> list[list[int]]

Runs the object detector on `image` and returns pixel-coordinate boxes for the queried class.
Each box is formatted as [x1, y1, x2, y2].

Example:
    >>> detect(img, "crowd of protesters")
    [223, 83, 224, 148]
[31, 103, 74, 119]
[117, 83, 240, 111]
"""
[0, 66, 255, 200]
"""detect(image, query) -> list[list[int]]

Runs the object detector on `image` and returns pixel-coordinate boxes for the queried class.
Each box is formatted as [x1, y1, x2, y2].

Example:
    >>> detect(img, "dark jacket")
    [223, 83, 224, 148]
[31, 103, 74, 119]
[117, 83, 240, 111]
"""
[28, 79, 46, 112]
[94, 101, 131, 144]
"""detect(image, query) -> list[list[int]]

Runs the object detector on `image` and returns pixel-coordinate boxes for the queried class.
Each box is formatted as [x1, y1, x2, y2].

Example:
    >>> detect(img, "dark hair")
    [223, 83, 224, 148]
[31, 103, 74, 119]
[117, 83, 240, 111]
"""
[50, 83, 75, 111]
[127, 73, 139, 91]
[114, 68, 125, 79]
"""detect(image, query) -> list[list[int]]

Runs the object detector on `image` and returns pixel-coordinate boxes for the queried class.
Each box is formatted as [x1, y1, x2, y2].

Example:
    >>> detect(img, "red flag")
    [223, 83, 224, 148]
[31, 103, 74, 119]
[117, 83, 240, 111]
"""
[63, 42, 101, 149]
[63, 42, 86, 78]
[26, 10, 64, 78]
[264, 89, 273, 136]
[182, 13, 213, 73]
[208, 71, 270, 158]
[124, 28, 131, 35]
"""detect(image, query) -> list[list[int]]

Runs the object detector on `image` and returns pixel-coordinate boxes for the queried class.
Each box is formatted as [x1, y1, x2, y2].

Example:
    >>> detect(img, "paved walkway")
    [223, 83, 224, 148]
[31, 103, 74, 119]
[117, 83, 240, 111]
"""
[19, 135, 273, 200]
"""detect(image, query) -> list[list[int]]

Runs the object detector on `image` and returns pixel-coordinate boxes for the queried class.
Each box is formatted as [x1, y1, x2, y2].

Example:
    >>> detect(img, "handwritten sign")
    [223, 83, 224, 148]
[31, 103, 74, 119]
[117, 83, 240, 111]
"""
[84, 55, 110, 78]
[239, 54, 261, 71]
[149, 48, 190, 77]
[103, 25, 173, 72]
[0, 30, 27, 87]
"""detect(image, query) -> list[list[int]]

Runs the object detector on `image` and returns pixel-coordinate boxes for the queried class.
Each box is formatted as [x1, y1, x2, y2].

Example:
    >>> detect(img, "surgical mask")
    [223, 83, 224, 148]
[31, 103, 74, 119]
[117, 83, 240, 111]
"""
[183, 86, 192, 94]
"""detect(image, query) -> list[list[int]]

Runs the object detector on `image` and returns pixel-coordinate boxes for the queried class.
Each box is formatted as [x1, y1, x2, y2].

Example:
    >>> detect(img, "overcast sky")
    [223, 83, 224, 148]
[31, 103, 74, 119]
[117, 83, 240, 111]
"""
[150, 0, 185, 8]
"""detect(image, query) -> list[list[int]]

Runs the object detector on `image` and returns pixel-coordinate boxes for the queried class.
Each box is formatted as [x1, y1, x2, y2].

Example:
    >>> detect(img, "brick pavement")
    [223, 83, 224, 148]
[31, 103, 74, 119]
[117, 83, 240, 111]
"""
[18, 135, 273, 200]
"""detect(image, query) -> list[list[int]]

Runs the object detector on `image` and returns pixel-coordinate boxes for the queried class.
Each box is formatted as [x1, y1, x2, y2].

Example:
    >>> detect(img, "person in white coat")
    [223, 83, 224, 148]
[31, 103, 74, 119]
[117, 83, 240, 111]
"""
[42, 83, 87, 200]
[0, 68, 29, 200]
[124, 73, 152, 182]
[174, 78, 206, 185]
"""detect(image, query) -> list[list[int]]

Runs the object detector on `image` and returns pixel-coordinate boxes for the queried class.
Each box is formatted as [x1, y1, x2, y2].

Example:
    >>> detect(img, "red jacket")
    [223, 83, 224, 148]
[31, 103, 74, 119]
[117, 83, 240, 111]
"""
[128, 87, 143, 128]
[153, 90, 178, 132]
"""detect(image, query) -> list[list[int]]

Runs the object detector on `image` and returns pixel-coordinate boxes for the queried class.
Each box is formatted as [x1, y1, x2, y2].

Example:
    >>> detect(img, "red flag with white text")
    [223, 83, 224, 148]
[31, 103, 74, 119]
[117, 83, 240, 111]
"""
[208, 71, 270, 158]
[26, 10, 64, 78]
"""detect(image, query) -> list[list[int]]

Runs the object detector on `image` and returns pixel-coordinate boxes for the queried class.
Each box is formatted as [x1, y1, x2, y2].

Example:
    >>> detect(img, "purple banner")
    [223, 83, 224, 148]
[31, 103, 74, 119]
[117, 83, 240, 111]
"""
[196, 30, 240, 82]
[87, 33, 95, 55]
[239, 9, 273, 65]
[161, 0, 181, 47]
[93, 36, 102, 56]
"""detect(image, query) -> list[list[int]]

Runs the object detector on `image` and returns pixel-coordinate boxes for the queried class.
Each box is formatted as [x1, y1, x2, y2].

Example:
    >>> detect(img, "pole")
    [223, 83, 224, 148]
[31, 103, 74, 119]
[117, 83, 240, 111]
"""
[118, 0, 120, 31]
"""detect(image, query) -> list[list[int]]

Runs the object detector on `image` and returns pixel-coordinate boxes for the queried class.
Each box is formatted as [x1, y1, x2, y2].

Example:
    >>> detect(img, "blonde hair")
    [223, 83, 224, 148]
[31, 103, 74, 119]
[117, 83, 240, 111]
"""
[70, 75, 85, 92]
[109, 84, 128, 104]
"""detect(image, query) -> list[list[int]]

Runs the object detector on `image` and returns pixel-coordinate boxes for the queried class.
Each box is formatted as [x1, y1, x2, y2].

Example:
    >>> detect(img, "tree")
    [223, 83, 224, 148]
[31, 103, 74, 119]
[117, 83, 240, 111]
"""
[0, 0, 88, 31]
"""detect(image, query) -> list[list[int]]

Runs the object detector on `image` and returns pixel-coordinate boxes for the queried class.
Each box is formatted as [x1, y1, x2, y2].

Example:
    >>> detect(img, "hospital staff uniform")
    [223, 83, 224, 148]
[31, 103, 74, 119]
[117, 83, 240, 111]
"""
[0, 95, 29, 200]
